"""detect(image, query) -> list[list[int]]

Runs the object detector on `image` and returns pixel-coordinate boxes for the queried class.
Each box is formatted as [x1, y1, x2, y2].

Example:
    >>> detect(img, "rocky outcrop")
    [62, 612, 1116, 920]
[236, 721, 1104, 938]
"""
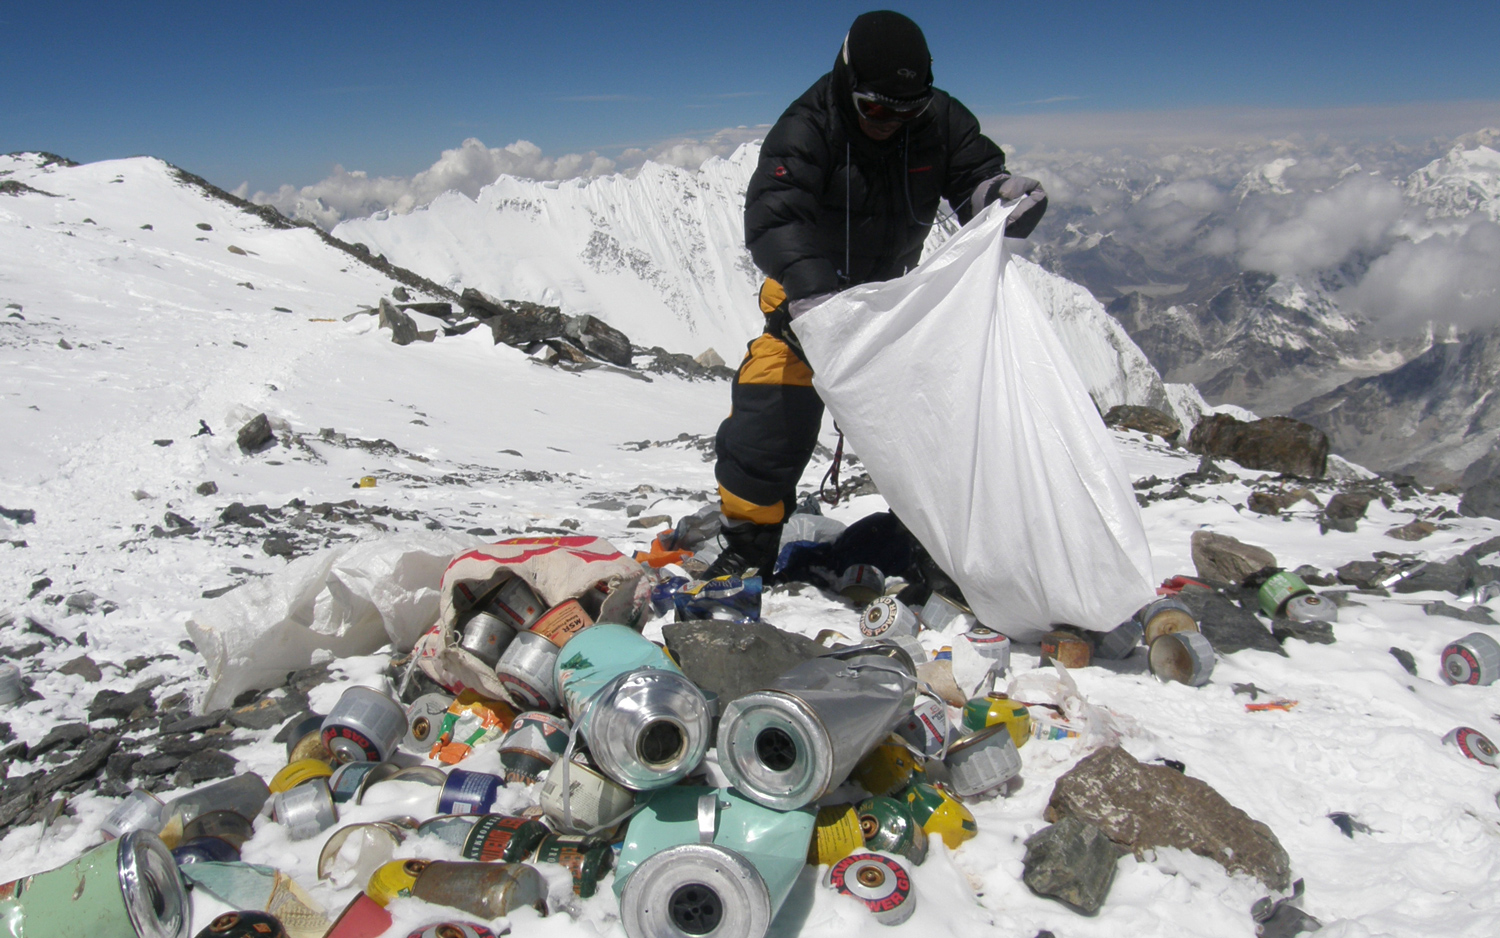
[1189, 414, 1329, 478]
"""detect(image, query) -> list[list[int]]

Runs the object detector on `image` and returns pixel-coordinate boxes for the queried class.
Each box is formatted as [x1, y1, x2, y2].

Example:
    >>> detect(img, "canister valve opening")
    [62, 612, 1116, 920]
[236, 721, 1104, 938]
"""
[755, 727, 797, 772]
[669, 882, 724, 935]
[637, 720, 686, 768]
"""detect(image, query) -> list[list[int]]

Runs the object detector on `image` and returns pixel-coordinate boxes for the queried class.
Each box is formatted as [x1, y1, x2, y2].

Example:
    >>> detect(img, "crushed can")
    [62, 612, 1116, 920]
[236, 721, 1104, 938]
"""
[862, 596, 920, 640]
[271, 778, 338, 841]
[457, 610, 517, 668]
[539, 753, 637, 834]
[919, 592, 976, 634]
[367, 859, 427, 906]
[857, 796, 928, 865]
[410, 861, 548, 920]
[493, 629, 561, 711]
[616, 787, 815, 938]
[1285, 593, 1337, 624]
[1444, 727, 1499, 767]
[1093, 619, 1144, 660]
[535, 833, 612, 898]
[402, 693, 455, 755]
[944, 723, 1022, 798]
[555, 623, 711, 790]
[895, 694, 954, 760]
[101, 789, 166, 840]
[718, 643, 917, 810]
[1441, 632, 1500, 686]
[530, 599, 595, 648]
[825, 851, 916, 926]
[0, 831, 188, 938]
[461, 814, 550, 862]
[961, 693, 1032, 748]
[195, 911, 288, 938]
[674, 575, 763, 622]
[835, 565, 886, 605]
[850, 735, 921, 798]
[324, 893, 391, 938]
[437, 769, 504, 815]
[1039, 629, 1093, 669]
[1136, 597, 1199, 645]
[808, 804, 864, 866]
[1258, 571, 1313, 618]
[498, 711, 570, 784]
[318, 821, 408, 887]
[430, 691, 515, 764]
[1149, 630, 1216, 686]
[270, 759, 334, 794]
[405, 924, 496, 938]
[901, 781, 977, 849]
[322, 686, 407, 764]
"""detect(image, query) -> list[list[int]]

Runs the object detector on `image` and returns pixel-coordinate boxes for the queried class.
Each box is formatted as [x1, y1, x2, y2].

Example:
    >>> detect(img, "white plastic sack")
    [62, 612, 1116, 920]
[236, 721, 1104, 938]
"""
[792, 202, 1156, 641]
[187, 531, 482, 712]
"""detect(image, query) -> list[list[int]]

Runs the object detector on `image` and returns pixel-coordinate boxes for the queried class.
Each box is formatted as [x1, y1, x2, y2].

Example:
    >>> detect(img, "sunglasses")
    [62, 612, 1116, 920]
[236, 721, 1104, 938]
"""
[852, 88, 932, 124]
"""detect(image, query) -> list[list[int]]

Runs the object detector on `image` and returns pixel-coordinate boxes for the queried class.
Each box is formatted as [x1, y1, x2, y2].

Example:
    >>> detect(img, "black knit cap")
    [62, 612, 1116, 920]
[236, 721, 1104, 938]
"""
[842, 11, 932, 101]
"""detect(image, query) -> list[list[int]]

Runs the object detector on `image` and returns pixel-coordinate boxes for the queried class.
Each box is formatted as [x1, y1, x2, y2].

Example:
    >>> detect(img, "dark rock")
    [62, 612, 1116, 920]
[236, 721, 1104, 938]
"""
[197, 481, 219, 496]
[1046, 745, 1291, 890]
[627, 514, 673, 530]
[1271, 618, 1336, 645]
[1423, 601, 1496, 625]
[65, 591, 98, 614]
[1464, 536, 1500, 561]
[1247, 491, 1287, 515]
[1319, 492, 1371, 533]
[173, 750, 237, 787]
[1327, 812, 1373, 838]
[196, 223, 213, 231]
[399, 302, 453, 318]
[1190, 531, 1277, 586]
[392, 286, 411, 302]
[228, 693, 302, 730]
[1022, 815, 1119, 915]
[179, 639, 198, 653]
[160, 711, 227, 734]
[27, 577, 51, 599]
[1460, 476, 1500, 520]
[1392, 557, 1473, 595]
[87, 686, 156, 722]
[106, 751, 141, 780]
[1386, 520, 1439, 541]
[563, 314, 633, 367]
[1188, 414, 1328, 478]
[58, 655, 102, 682]
[0, 506, 35, 525]
[131, 753, 183, 777]
[378, 298, 421, 346]
[662, 620, 827, 704]
[1176, 456, 1236, 486]
[1291, 565, 1334, 587]
[41, 735, 118, 796]
[483, 297, 568, 347]
[1173, 585, 1285, 656]
[0, 642, 45, 659]
[236, 413, 274, 454]
[1389, 647, 1418, 675]
[1103, 405, 1182, 443]
[219, 502, 266, 528]
[262, 536, 297, 558]
[1336, 560, 1391, 589]
[31, 723, 91, 758]
[202, 583, 240, 599]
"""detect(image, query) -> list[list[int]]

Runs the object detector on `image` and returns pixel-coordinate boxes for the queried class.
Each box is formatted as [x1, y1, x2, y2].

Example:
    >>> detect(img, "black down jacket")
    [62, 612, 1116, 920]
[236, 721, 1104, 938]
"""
[744, 56, 1009, 303]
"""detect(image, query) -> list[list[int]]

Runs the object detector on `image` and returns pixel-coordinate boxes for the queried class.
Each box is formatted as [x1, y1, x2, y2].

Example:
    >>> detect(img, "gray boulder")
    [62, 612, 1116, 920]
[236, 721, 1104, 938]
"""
[1191, 531, 1277, 586]
[1188, 414, 1328, 478]
[236, 413, 274, 454]
[564, 314, 633, 367]
[1460, 476, 1500, 520]
[662, 620, 826, 704]
[1022, 815, 1119, 915]
[1103, 405, 1182, 443]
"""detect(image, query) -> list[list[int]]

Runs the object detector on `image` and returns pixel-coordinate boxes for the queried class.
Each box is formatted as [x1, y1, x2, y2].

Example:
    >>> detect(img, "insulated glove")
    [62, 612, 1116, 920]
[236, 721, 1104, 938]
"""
[972, 173, 1048, 238]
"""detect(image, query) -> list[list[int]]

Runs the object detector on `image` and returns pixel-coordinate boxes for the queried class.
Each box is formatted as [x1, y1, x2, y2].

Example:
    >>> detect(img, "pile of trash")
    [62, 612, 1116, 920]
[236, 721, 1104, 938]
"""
[5, 507, 1498, 938]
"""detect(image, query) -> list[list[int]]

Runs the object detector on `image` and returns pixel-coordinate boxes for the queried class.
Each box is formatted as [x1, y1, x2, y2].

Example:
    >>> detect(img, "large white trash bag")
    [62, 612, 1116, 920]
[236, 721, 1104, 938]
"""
[792, 202, 1155, 641]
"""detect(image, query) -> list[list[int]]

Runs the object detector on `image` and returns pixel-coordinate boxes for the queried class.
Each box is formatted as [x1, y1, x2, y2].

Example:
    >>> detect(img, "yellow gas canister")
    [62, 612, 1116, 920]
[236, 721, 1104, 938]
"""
[960, 693, 1032, 749]
[269, 759, 335, 794]
[849, 734, 921, 798]
[901, 781, 977, 850]
[807, 803, 864, 866]
[366, 858, 427, 906]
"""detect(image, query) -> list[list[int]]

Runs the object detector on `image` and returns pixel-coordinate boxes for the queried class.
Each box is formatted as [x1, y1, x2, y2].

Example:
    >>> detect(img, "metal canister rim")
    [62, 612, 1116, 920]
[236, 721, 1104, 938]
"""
[716, 690, 834, 812]
[1148, 630, 1216, 686]
[619, 843, 772, 938]
[944, 724, 1023, 798]
[825, 850, 916, 926]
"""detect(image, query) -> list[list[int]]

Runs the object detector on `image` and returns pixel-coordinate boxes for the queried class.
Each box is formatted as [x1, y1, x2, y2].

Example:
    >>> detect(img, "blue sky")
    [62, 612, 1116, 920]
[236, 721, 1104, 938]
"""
[5, 1, 1500, 192]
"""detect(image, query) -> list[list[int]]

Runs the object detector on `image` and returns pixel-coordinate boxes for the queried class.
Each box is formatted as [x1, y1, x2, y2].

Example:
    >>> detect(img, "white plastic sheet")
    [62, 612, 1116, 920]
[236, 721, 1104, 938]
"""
[792, 202, 1156, 641]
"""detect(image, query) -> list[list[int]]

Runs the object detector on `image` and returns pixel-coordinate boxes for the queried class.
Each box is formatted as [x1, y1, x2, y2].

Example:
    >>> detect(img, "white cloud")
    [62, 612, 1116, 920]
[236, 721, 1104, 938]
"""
[1341, 221, 1500, 333]
[1237, 175, 1406, 275]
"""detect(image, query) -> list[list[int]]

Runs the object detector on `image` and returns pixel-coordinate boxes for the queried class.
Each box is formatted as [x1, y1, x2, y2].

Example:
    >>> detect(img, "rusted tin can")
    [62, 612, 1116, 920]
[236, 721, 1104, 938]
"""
[718, 644, 917, 810]
[919, 592, 976, 634]
[1136, 597, 1199, 645]
[857, 797, 928, 866]
[270, 759, 334, 794]
[438, 769, 504, 815]
[944, 723, 1022, 798]
[1093, 619, 1144, 660]
[895, 695, 953, 759]
[1441, 632, 1500, 686]
[849, 735, 920, 798]
[195, 911, 289, 938]
[835, 565, 886, 605]
[1039, 629, 1093, 669]
[367, 859, 427, 906]
[402, 693, 454, 755]
[530, 599, 595, 648]
[318, 821, 408, 885]
[101, 788, 166, 840]
[405, 924, 497, 938]
[328, 762, 382, 805]
[826, 851, 916, 926]
[182, 810, 255, 849]
[900, 781, 977, 849]
[1148, 630, 1216, 686]
[283, 712, 330, 762]
[324, 892, 392, 938]
[1444, 726, 1499, 767]
[538, 754, 636, 834]
[487, 575, 545, 630]
[322, 686, 407, 764]
[862, 596, 920, 640]
[1285, 593, 1337, 624]
[494, 629, 561, 711]
[1258, 571, 1312, 618]
[171, 835, 240, 865]
[535, 833, 612, 898]
[498, 711, 570, 784]
[271, 777, 338, 840]
[960, 693, 1032, 748]
[808, 804, 864, 866]
[460, 814, 550, 862]
[963, 626, 1012, 666]
[410, 861, 549, 919]
[458, 611, 517, 668]
[0, 662, 22, 707]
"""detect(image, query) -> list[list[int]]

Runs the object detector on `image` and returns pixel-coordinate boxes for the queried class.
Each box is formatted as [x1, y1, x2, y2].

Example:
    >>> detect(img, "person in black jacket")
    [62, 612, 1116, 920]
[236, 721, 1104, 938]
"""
[709, 10, 1047, 577]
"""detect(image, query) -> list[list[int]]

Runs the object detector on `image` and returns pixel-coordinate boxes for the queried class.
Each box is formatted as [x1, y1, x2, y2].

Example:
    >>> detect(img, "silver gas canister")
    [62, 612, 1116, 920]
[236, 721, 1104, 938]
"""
[457, 611, 516, 668]
[1444, 726, 1499, 767]
[0, 662, 23, 707]
[919, 593, 976, 634]
[493, 630, 560, 710]
[825, 851, 916, 926]
[619, 843, 771, 938]
[943, 724, 1023, 798]
[487, 575, 545, 630]
[1441, 632, 1500, 686]
[1285, 593, 1338, 624]
[402, 693, 455, 755]
[271, 777, 338, 841]
[1148, 630, 1216, 686]
[1093, 619, 1144, 660]
[861, 597, 920, 640]
[322, 686, 407, 764]
[963, 626, 1012, 666]
[101, 789, 167, 840]
[718, 644, 917, 811]
[894, 694, 952, 760]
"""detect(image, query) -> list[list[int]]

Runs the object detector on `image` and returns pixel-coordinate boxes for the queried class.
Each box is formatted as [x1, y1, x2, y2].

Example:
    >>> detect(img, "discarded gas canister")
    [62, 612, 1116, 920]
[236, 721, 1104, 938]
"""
[944, 723, 1023, 798]
[405, 924, 497, 938]
[862, 596, 920, 640]
[538, 753, 637, 834]
[616, 787, 815, 938]
[461, 814, 550, 862]
[535, 833, 612, 898]
[272, 778, 338, 841]
[919, 592, 976, 634]
[282, 713, 330, 763]
[417, 815, 479, 849]
[1285, 593, 1337, 624]
[402, 693, 454, 755]
[498, 711, 570, 784]
[183, 810, 255, 850]
[270, 759, 334, 794]
[172, 836, 241, 865]
[835, 565, 885, 605]
[327, 762, 383, 805]
[1258, 571, 1313, 618]
[1444, 727, 1499, 767]
[1148, 630, 1216, 686]
[857, 797, 928, 865]
[367, 859, 427, 906]
[321, 686, 407, 764]
[438, 769, 504, 815]
[493, 630, 561, 711]
[1136, 597, 1199, 645]
[430, 691, 515, 764]
[850, 735, 920, 798]
[486, 575, 546, 630]
[825, 851, 916, 926]
[319, 822, 408, 887]
[556, 623, 712, 790]
[530, 599, 595, 648]
[961, 693, 1032, 748]
[410, 861, 549, 920]
[325, 893, 390, 938]
[901, 781, 977, 849]
[101, 789, 166, 840]
[162, 773, 270, 847]
[1093, 619, 1144, 660]
[195, 911, 289, 938]
[457, 610, 516, 668]
[718, 643, 917, 810]
[1441, 632, 1500, 686]
[895, 695, 953, 759]
[0, 831, 188, 938]
[808, 804, 864, 866]
[964, 626, 1012, 667]
[1039, 629, 1093, 669]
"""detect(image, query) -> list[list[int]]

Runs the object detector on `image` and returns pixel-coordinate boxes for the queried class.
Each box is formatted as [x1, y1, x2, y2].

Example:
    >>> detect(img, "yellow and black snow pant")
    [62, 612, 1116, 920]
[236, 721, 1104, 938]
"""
[713, 279, 825, 525]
